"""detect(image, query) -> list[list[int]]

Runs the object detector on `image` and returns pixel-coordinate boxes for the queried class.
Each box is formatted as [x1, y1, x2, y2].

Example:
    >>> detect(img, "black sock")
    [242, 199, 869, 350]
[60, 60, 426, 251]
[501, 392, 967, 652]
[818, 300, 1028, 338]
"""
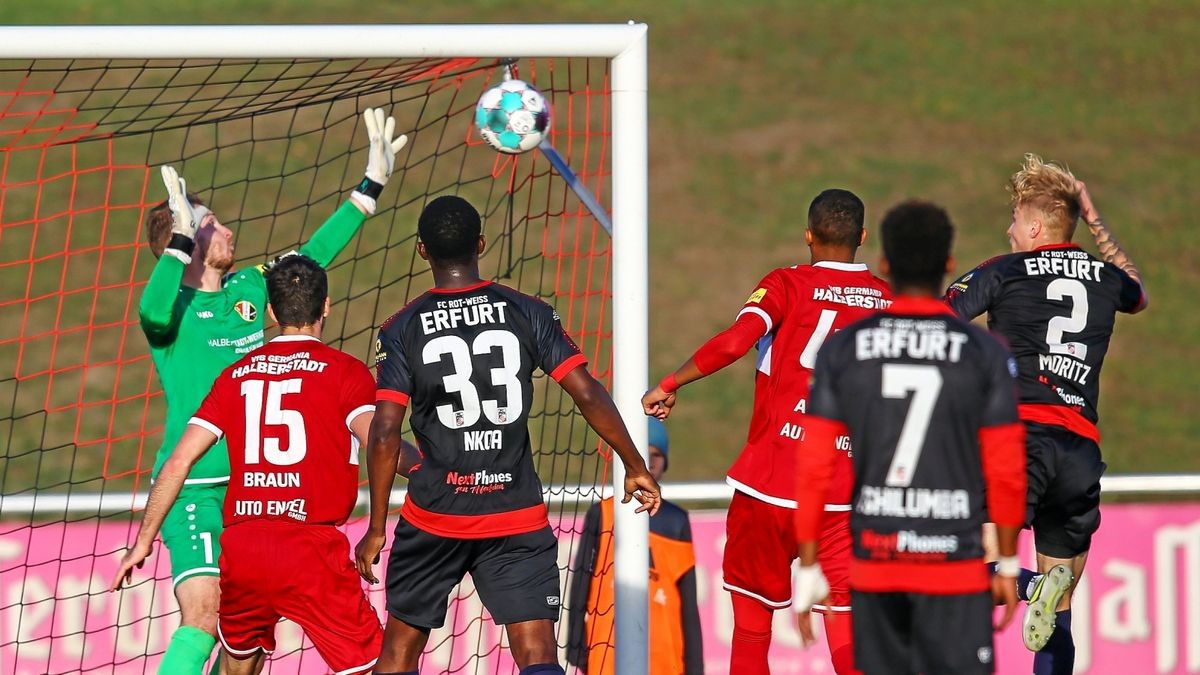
[1033, 609, 1074, 675]
[987, 561, 1040, 602]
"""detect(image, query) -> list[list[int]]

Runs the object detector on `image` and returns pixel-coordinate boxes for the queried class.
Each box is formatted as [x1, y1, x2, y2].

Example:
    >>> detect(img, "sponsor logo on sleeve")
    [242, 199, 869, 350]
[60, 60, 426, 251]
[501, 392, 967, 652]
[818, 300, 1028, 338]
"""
[746, 288, 767, 304]
[949, 272, 974, 293]
[374, 338, 388, 365]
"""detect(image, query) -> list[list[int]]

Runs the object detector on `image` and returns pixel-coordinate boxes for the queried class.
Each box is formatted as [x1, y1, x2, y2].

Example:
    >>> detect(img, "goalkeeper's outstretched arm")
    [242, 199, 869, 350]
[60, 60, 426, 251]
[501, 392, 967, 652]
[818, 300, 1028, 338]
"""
[138, 166, 211, 343]
[295, 108, 409, 268]
[138, 255, 188, 344]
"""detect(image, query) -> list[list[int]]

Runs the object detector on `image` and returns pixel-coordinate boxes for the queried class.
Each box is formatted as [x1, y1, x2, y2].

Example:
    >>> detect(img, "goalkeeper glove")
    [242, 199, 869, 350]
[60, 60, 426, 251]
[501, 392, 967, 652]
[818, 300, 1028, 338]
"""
[350, 107, 409, 215]
[160, 165, 211, 264]
[790, 562, 830, 614]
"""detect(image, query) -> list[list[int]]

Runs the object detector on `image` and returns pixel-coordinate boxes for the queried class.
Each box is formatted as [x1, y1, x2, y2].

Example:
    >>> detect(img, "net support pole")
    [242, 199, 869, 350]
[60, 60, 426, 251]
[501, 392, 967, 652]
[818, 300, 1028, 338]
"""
[610, 21, 651, 675]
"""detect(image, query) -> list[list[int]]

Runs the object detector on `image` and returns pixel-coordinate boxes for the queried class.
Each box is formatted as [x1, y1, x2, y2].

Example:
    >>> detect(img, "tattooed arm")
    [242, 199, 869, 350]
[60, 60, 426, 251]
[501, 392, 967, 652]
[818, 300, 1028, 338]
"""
[1076, 180, 1142, 283]
[1076, 180, 1148, 312]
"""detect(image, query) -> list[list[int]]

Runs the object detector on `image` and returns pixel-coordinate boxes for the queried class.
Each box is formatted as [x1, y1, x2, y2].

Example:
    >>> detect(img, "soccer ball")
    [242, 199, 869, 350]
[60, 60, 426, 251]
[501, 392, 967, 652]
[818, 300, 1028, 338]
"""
[475, 79, 551, 154]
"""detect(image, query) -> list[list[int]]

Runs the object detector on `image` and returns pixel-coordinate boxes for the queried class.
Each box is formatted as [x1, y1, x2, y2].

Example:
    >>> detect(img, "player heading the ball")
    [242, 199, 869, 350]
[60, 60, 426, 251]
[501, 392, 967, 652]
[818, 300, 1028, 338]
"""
[945, 155, 1147, 674]
[357, 195, 661, 675]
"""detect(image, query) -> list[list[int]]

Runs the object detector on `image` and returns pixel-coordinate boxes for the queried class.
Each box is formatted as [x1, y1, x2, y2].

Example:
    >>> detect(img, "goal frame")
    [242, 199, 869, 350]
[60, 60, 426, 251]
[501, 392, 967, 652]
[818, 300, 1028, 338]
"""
[0, 23, 651, 674]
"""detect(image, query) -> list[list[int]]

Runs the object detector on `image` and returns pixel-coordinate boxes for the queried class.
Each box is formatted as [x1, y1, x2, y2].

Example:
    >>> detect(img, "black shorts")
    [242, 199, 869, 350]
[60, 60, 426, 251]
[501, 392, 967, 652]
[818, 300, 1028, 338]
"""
[1025, 422, 1106, 558]
[385, 518, 561, 630]
[851, 590, 994, 675]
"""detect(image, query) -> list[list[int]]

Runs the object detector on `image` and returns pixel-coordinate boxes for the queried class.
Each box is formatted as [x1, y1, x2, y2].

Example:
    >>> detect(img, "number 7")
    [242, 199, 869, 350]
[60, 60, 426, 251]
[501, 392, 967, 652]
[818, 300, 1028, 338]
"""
[881, 364, 943, 487]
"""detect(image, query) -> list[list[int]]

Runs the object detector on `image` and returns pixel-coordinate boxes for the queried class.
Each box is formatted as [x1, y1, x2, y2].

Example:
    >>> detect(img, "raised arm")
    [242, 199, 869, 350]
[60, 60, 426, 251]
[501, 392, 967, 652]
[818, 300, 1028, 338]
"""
[297, 108, 408, 268]
[558, 366, 662, 516]
[1077, 180, 1148, 312]
[138, 255, 188, 342]
[110, 424, 217, 591]
[139, 166, 210, 342]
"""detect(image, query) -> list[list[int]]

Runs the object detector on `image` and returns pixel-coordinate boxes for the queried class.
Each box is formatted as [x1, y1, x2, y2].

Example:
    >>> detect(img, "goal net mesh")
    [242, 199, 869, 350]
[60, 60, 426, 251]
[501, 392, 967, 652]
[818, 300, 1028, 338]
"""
[0, 55, 614, 674]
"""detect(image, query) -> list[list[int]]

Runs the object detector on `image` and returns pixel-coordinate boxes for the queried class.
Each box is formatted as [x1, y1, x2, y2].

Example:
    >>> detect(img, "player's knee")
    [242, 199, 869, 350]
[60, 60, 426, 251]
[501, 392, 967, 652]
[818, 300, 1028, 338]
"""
[179, 607, 218, 636]
[378, 641, 418, 671]
[508, 633, 558, 669]
[219, 650, 262, 675]
[175, 580, 220, 635]
[732, 624, 772, 644]
[379, 617, 428, 670]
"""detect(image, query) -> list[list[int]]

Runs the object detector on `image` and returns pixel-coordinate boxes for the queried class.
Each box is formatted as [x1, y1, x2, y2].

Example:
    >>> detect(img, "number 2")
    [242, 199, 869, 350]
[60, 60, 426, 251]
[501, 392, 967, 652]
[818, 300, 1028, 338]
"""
[881, 364, 943, 487]
[1046, 278, 1090, 360]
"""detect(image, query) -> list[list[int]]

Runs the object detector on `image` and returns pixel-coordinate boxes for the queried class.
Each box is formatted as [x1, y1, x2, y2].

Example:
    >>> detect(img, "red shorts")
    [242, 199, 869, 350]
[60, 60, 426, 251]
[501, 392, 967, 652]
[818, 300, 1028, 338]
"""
[217, 521, 382, 674]
[723, 492, 852, 611]
[812, 511, 851, 614]
[723, 491, 796, 608]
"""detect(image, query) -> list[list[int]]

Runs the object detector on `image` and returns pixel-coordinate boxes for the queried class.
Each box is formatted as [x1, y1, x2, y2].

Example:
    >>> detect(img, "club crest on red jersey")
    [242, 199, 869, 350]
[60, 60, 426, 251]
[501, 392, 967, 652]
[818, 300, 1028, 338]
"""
[233, 300, 257, 322]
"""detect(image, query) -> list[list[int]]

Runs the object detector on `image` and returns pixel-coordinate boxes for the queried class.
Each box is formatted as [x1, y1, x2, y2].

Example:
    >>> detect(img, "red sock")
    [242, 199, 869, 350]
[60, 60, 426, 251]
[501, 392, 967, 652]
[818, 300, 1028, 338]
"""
[730, 593, 774, 675]
[822, 611, 861, 675]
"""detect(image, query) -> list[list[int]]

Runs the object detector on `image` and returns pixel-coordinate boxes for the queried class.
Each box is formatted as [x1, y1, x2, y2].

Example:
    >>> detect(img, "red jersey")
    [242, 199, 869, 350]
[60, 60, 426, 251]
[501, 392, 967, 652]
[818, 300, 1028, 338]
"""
[727, 261, 891, 507]
[190, 335, 376, 528]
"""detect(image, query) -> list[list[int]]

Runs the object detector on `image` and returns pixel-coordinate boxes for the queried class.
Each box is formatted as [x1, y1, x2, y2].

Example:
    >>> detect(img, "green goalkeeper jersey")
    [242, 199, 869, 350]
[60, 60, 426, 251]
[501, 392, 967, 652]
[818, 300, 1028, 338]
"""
[139, 201, 366, 483]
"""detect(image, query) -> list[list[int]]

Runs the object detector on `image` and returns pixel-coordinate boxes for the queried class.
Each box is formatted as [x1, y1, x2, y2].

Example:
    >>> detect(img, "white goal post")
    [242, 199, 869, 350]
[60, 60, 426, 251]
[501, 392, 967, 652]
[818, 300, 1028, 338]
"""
[0, 23, 652, 675]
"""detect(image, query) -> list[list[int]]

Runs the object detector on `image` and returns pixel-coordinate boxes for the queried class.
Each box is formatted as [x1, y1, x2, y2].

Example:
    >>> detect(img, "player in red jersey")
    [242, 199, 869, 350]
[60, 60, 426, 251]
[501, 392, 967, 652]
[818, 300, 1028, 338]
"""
[642, 190, 891, 675]
[792, 200, 1027, 675]
[356, 196, 660, 675]
[112, 255, 383, 675]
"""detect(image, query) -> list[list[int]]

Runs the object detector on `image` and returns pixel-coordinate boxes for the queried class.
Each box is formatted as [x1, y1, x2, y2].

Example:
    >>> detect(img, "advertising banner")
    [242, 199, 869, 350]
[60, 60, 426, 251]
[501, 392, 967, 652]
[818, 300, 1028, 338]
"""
[2, 503, 1197, 673]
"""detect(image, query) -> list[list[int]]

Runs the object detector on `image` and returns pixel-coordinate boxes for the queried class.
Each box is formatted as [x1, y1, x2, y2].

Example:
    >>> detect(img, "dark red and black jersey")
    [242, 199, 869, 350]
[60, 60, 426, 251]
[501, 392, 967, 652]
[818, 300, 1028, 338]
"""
[374, 281, 587, 539]
[945, 244, 1143, 441]
[804, 297, 1025, 594]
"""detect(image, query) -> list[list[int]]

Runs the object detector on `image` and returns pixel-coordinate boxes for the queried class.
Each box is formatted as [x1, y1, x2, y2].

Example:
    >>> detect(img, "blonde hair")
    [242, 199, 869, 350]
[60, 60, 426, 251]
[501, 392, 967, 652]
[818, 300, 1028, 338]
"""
[1008, 153, 1081, 239]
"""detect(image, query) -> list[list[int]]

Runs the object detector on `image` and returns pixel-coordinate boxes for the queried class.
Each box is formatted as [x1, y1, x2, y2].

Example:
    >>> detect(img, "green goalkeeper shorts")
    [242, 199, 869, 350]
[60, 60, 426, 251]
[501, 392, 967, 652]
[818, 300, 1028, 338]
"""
[160, 483, 226, 587]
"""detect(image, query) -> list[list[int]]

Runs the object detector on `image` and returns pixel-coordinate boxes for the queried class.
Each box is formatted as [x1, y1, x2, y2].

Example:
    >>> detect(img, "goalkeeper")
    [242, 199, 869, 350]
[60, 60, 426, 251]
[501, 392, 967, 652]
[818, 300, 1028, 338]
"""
[137, 108, 407, 675]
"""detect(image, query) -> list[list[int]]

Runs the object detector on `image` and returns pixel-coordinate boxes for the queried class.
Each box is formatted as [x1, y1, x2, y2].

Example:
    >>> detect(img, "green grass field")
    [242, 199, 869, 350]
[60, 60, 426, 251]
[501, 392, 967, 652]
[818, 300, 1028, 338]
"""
[1, 1, 1197, 483]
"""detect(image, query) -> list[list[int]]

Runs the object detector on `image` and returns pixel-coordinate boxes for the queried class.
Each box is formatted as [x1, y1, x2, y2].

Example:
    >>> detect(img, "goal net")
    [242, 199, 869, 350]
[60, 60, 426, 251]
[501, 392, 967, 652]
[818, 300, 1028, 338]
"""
[0, 25, 648, 674]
